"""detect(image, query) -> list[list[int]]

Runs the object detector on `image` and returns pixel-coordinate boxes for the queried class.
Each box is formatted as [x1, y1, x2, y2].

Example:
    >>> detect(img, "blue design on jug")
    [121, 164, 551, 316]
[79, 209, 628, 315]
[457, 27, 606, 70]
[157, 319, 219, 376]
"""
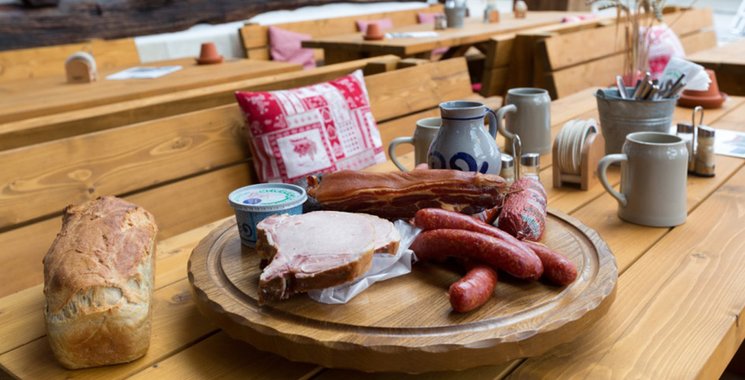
[449, 152, 490, 173]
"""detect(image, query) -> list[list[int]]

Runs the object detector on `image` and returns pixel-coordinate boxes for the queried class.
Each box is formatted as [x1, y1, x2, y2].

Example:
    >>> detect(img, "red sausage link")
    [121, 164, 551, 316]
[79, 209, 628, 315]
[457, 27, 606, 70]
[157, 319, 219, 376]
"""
[523, 241, 577, 286]
[414, 208, 577, 286]
[414, 208, 532, 255]
[410, 229, 543, 280]
[449, 265, 498, 313]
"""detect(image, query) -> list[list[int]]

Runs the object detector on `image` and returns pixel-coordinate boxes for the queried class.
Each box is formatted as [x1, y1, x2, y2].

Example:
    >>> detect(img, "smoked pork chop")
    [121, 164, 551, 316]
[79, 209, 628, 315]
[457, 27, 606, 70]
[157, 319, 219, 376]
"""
[256, 211, 400, 303]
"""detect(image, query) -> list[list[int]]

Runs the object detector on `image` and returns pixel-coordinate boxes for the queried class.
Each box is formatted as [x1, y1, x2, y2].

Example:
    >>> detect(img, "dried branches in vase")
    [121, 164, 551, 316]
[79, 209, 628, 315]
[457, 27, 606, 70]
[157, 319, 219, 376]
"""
[590, 0, 666, 84]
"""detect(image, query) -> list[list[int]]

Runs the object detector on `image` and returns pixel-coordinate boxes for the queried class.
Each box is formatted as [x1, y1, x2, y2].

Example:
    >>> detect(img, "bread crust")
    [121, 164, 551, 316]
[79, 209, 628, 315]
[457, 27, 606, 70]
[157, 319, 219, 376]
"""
[43, 196, 157, 369]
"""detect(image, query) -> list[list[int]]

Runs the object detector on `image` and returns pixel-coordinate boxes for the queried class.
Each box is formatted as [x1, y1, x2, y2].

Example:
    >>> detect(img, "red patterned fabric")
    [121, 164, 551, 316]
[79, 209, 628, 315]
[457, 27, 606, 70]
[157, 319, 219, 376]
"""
[268, 26, 316, 69]
[235, 70, 385, 184]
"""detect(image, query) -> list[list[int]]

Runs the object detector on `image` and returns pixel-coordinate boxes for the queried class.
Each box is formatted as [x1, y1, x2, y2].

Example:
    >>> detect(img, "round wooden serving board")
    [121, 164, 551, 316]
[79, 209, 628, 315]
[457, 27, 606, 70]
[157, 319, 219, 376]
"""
[188, 210, 617, 373]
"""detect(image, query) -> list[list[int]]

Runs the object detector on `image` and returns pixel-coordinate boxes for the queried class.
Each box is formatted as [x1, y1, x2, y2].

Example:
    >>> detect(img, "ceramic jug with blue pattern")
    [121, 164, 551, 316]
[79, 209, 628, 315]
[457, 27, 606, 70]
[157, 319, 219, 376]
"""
[427, 100, 503, 174]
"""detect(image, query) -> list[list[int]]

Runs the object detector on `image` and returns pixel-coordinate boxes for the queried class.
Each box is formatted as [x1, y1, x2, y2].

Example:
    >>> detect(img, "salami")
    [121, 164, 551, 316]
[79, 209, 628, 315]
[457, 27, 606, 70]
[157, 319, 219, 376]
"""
[497, 177, 547, 241]
[410, 229, 543, 280]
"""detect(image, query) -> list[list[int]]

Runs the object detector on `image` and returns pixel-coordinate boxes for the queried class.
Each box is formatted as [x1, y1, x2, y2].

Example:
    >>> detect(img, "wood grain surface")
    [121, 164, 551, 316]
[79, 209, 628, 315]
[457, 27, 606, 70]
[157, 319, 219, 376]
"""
[188, 211, 617, 373]
[0, 58, 300, 124]
[690, 39, 745, 96]
[239, 4, 443, 60]
[2, 91, 744, 380]
[303, 12, 578, 60]
[0, 38, 139, 83]
[0, 55, 401, 151]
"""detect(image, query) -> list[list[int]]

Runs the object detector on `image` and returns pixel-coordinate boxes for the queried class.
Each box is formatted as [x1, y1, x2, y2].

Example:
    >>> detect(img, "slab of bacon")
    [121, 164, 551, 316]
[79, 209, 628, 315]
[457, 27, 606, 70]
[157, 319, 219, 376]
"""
[306, 169, 508, 220]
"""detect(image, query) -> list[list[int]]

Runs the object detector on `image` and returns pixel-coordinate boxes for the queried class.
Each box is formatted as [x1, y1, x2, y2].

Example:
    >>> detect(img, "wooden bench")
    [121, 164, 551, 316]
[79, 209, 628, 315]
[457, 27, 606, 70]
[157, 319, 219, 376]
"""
[239, 4, 443, 62]
[0, 38, 139, 83]
[535, 7, 717, 98]
[0, 55, 402, 152]
[0, 57, 500, 298]
[480, 15, 616, 97]
[480, 7, 716, 98]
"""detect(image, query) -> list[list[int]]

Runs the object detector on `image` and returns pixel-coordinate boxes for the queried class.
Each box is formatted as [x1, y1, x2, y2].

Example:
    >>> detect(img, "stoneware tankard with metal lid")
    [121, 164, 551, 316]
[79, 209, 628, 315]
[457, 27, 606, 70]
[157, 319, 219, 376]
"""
[427, 100, 502, 174]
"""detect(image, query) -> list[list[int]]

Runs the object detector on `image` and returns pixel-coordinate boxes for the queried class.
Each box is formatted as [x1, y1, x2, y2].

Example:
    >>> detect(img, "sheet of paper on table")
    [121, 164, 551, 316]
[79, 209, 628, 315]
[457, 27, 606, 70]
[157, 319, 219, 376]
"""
[385, 32, 439, 39]
[714, 128, 745, 159]
[106, 65, 183, 80]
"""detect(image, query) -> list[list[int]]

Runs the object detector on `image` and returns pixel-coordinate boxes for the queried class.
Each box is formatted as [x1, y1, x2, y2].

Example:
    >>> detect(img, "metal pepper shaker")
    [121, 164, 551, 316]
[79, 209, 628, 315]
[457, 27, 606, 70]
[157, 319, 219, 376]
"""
[676, 123, 695, 173]
[694, 125, 716, 177]
[500, 154, 515, 185]
[520, 153, 541, 183]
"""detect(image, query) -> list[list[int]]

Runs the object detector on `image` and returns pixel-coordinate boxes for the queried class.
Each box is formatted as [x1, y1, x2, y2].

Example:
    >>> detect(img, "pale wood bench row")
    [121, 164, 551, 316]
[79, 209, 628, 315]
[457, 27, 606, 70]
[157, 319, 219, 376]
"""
[0, 57, 499, 298]
[0, 55, 401, 151]
[239, 4, 444, 62]
[480, 7, 717, 99]
[0, 38, 140, 83]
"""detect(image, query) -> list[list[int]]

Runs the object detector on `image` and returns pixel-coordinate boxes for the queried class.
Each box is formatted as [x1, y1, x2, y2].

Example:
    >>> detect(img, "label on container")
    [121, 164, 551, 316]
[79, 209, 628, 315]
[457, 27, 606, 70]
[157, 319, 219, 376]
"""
[239, 188, 300, 207]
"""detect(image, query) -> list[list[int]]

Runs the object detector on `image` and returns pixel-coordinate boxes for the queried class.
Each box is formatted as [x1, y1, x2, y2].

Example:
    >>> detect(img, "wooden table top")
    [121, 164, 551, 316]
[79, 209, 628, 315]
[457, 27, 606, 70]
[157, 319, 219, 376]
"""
[2, 88, 745, 378]
[302, 11, 581, 56]
[689, 38, 745, 66]
[0, 58, 301, 124]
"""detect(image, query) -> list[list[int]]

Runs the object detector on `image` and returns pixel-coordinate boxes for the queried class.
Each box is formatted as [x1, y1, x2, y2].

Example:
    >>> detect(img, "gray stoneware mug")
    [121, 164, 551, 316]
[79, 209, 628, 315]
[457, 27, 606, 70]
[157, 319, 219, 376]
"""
[428, 100, 502, 174]
[388, 117, 441, 171]
[597, 132, 688, 227]
[496, 88, 552, 155]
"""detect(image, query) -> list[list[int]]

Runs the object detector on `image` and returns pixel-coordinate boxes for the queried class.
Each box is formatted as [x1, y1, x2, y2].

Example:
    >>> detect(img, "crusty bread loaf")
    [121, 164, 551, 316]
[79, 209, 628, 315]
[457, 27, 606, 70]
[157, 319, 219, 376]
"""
[43, 196, 158, 369]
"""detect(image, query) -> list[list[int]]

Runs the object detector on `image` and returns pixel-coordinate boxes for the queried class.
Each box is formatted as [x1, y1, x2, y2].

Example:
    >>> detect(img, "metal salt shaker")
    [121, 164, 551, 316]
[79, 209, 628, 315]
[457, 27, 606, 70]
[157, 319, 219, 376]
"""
[434, 14, 447, 30]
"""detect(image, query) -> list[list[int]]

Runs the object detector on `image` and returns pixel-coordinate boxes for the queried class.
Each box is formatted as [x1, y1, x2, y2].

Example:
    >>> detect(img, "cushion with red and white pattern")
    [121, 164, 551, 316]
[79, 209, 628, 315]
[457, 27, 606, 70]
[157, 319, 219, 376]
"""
[235, 70, 385, 184]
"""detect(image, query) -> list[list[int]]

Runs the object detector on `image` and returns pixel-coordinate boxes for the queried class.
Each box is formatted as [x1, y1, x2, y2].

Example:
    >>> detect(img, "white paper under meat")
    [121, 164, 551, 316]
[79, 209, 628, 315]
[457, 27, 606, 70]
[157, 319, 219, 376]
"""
[308, 220, 420, 304]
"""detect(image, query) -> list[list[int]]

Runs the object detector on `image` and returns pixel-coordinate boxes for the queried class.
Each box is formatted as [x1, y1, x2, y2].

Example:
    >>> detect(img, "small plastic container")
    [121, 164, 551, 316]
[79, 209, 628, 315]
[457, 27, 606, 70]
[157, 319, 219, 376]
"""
[228, 183, 307, 247]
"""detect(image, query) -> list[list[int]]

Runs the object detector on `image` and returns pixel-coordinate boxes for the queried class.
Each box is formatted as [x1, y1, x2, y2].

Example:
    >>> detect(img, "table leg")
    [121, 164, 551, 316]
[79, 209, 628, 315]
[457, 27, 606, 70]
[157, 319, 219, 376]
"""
[440, 45, 473, 60]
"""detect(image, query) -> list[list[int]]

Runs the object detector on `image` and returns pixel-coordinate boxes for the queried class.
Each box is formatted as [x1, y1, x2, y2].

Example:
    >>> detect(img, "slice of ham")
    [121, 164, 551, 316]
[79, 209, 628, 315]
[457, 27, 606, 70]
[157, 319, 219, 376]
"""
[256, 211, 400, 303]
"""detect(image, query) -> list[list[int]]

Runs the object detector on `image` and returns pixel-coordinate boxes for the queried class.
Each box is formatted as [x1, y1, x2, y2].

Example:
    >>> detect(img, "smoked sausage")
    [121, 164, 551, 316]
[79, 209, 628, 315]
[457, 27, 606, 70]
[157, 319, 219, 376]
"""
[410, 229, 543, 280]
[522, 241, 577, 286]
[414, 208, 577, 286]
[449, 265, 498, 313]
[414, 208, 531, 255]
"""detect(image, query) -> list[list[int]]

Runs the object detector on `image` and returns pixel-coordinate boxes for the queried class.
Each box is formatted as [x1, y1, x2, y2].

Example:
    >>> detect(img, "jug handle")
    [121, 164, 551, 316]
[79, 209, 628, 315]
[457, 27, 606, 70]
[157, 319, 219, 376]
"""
[494, 104, 517, 141]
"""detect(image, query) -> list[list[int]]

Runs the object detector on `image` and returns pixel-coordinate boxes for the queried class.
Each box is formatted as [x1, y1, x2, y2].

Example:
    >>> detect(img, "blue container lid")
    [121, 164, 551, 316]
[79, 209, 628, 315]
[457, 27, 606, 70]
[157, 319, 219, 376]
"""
[228, 183, 307, 212]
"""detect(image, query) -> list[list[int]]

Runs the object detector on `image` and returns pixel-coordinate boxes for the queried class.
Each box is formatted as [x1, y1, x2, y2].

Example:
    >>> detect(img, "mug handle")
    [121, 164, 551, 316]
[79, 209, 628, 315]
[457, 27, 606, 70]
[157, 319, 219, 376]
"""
[597, 154, 628, 207]
[388, 136, 415, 172]
[494, 104, 517, 141]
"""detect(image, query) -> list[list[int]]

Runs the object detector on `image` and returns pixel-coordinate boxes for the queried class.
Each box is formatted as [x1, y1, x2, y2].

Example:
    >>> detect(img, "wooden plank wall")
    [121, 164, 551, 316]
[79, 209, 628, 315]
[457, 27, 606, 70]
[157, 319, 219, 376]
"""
[239, 4, 443, 61]
[0, 38, 140, 83]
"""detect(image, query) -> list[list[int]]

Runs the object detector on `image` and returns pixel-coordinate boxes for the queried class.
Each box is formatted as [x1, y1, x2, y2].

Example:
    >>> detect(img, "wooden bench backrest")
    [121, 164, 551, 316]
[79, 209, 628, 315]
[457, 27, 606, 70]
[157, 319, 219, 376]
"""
[239, 4, 443, 60]
[0, 57, 473, 296]
[539, 7, 716, 98]
[479, 14, 617, 96]
[0, 55, 402, 152]
[0, 38, 140, 83]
